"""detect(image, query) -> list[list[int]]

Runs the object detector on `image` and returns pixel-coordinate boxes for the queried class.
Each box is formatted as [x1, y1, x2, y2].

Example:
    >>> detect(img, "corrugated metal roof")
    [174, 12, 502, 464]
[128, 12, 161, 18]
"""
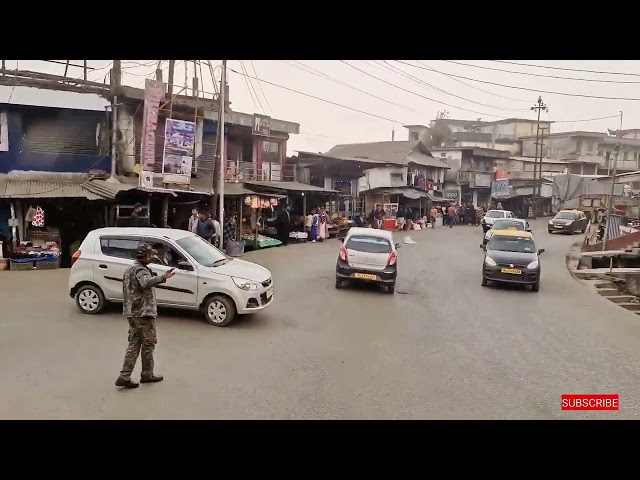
[81, 178, 138, 200]
[0, 180, 103, 200]
[364, 186, 431, 200]
[244, 181, 337, 193]
[324, 141, 449, 169]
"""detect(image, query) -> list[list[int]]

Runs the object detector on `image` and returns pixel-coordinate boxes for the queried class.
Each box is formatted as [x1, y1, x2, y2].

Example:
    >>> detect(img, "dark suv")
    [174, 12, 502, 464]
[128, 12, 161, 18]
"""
[548, 210, 588, 234]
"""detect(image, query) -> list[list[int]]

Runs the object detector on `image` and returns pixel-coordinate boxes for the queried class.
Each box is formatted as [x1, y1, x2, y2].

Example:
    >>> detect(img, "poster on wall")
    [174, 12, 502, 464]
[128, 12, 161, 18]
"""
[0, 112, 8, 152]
[162, 118, 195, 185]
[140, 79, 165, 178]
[253, 114, 271, 136]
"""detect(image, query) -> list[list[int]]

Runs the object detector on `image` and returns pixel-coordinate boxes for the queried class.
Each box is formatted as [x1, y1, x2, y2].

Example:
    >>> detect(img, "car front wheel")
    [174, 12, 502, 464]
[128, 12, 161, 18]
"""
[75, 284, 106, 315]
[203, 295, 237, 327]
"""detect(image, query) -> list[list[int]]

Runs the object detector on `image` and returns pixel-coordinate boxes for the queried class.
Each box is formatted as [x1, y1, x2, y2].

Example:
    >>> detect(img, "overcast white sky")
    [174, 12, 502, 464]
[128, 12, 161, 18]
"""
[2, 60, 639, 155]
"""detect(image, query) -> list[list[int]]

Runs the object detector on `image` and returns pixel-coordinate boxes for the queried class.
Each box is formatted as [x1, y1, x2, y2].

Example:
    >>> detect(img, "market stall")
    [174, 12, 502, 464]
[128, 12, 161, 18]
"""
[9, 227, 62, 271]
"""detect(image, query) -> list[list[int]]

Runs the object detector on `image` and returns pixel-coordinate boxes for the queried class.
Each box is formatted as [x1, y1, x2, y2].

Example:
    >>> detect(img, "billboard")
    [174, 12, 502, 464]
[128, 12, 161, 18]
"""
[253, 114, 271, 136]
[140, 79, 165, 176]
[162, 118, 195, 185]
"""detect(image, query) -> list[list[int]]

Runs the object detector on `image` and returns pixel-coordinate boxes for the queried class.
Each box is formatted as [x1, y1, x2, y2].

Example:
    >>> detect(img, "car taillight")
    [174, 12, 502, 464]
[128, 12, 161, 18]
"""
[339, 246, 348, 262]
[71, 250, 81, 266]
[387, 251, 397, 266]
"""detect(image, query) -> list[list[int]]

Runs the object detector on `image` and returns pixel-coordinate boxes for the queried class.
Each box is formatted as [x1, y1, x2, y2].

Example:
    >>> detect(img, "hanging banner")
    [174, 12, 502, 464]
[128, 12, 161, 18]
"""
[253, 114, 271, 136]
[162, 118, 195, 185]
[140, 79, 165, 179]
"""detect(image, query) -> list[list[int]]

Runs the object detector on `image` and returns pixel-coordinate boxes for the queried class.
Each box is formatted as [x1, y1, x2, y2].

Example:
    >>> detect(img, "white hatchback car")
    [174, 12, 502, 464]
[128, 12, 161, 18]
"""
[68, 228, 274, 327]
[335, 227, 399, 294]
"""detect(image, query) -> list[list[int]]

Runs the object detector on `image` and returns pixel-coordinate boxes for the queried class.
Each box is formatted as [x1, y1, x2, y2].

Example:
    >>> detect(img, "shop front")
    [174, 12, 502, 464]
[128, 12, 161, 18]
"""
[362, 187, 432, 230]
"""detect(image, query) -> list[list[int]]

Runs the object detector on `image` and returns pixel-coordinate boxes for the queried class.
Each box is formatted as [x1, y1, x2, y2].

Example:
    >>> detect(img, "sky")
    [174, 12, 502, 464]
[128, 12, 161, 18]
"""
[2, 60, 639, 155]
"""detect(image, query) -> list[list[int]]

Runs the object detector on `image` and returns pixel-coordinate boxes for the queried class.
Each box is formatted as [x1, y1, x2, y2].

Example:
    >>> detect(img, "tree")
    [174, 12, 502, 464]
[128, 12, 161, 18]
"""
[425, 110, 453, 148]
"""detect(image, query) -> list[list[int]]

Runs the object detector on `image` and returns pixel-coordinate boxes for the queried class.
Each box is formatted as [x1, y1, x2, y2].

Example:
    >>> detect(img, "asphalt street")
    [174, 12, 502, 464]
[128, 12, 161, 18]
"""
[1, 218, 640, 419]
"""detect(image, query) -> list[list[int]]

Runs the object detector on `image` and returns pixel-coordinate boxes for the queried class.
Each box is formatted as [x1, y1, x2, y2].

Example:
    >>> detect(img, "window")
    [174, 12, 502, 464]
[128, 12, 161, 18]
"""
[262, 140, 280, 163]
[488, 236, 536, 254]
[410, 131, 419, 141]
[345, 236, 392, 254]
[390, 173, 403, 185]
[100, 237, 141, 259]
[148, 240, 187, 268]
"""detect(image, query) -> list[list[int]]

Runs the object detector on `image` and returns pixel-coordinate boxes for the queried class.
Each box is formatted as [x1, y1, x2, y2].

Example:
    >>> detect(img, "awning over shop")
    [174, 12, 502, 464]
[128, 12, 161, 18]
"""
[0, 179, 104, 200]
[81, 178, 139, 200]
[243, 180, 337, 194]
[364, 186, 434, 200]
[224, 182, 286, 198]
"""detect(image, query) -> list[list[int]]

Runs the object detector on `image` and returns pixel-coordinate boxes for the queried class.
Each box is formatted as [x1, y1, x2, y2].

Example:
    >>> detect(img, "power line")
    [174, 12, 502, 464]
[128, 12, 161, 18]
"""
[227, 67, 406, 124]
[446, 60, 640, 84]
[340, 60, 509, 118]
[239, 60, 264, 113]
[491, 60, 640, 78]
[281, 60, 421, 114]
[378, 60, 530, 111]
[394, 60, 640, 102]
[413, 61, 530, 103]
[249, 60, 272, 112]
[553, 115, 621, 123]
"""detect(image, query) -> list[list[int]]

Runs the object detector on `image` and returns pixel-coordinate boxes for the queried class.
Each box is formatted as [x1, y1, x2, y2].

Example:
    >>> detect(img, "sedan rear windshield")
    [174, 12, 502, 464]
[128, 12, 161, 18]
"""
[346, 236, 392, 254]
[492, 220, 524, 231]
[486, 211, 505, 218]
[554, 212, 577, 220]
[488, 236, 536, 254]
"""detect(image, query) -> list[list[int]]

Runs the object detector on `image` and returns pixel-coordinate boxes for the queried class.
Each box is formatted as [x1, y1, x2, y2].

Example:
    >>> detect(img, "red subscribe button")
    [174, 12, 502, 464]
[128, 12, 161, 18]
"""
[561, 394, 619, 411]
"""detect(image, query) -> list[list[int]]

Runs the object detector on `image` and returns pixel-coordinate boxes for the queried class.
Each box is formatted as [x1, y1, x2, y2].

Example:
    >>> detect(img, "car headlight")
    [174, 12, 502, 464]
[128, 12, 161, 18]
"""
[566, 221, 573, 225]
[484, 256, 497, 266]
[232, 277, 261, 291]
[548, 220, 553, 224]
[527, 260, 539, 269]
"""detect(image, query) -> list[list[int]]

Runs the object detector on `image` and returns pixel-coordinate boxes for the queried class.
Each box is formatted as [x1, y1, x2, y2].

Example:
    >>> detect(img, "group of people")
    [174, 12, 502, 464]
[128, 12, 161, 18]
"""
[187, 208, 238, 251]
[426, 203, 485, 228]
[304, 207, 331, 242]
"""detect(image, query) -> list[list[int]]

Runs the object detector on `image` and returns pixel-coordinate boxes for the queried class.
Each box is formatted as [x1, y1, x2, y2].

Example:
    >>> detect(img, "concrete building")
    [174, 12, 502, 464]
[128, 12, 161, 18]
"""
[430, 146, 511, 207]
[520, 131, 640, 175]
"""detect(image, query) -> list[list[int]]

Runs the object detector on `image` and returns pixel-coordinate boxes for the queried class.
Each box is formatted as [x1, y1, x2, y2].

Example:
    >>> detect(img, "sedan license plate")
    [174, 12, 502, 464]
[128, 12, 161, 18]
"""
[354, 273, 378, 280]
[500, 268, 522, 275]
[266, 288, 273, 299]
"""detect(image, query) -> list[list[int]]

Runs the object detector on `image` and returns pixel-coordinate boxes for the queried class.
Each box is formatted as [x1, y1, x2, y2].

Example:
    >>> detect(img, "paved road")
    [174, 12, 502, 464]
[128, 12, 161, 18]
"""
[1, 218, 640, 419]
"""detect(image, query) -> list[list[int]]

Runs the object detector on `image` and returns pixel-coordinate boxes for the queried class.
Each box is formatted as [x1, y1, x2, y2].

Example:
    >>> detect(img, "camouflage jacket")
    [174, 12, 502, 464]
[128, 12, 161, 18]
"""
[123, 261, 166, 318]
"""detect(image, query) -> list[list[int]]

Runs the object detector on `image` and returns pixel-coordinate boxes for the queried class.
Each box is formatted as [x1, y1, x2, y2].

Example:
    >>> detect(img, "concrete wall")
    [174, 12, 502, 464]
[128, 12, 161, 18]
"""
[358, 166, 407, 192]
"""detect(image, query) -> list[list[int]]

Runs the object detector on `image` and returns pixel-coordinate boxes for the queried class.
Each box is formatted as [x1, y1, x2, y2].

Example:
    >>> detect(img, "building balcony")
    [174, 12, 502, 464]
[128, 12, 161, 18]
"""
[224, 160, 295, 182]
[457, 170, 491, 188]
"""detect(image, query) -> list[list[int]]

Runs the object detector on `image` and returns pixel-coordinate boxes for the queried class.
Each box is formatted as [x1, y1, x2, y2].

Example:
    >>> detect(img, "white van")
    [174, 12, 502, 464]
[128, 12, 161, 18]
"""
[68, 228, 274, 327]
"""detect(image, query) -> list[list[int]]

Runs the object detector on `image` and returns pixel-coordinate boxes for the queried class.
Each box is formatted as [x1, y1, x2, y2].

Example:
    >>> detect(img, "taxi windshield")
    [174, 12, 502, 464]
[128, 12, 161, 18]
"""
[486, 211, 504, 218]
[488, 236, 536, 253]
[492, 220, 524, 231]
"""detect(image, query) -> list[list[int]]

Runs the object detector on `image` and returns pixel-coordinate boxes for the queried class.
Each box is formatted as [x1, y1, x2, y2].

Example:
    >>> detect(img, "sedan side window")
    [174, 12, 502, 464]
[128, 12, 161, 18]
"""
[148, 239, 189, 268]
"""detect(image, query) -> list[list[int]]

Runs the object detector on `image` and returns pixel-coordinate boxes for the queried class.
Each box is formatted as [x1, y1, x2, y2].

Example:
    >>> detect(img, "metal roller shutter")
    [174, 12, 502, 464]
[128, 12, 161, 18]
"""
[23, 111, 101, 155]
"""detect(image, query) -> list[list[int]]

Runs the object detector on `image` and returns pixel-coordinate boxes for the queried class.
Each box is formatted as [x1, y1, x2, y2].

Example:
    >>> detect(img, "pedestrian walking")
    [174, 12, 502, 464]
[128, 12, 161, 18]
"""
[447, 204, 457, 228]
[188, 208, 199, 233]
[195, 210, 215, 242]
[115, 244, 175, 389]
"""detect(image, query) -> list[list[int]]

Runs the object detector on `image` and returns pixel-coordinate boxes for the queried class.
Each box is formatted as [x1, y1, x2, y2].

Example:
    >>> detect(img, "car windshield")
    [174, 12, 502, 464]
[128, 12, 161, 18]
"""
[176, 235, 228, 266]
[555, 212, 576, 220]
[492, 220, 524, 231]
[486, 211, 504, 218]
[346, 235, 392, 254]
[488, 236, 536, 253]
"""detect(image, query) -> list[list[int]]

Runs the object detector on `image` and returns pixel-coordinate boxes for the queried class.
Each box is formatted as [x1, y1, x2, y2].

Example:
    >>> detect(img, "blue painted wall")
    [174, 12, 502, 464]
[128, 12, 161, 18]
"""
[0, 106, 111, 174]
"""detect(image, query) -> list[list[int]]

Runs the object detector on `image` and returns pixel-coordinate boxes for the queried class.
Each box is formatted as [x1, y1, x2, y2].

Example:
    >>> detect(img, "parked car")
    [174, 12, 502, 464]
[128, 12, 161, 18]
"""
[482, 218, 532, 246]
[481, 210, 514, 233]
[68, 228, 274, 327]
[335, 227, 399, 294]
[480, 230, 544, 292]
[548, 209, 589, 234]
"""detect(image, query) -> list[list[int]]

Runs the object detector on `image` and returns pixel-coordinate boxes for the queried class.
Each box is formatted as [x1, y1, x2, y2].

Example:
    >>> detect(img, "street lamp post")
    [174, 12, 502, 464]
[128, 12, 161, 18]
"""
[602, 111, 624, 252]
[531, 97, 548, 217]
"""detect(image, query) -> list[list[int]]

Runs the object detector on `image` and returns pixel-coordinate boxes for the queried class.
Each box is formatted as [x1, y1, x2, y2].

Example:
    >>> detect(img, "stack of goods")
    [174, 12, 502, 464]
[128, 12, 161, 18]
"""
[10, 240, 61, 271]
[242, 232, 282, 250]
[289, 231, 308, 242]
[244, 195, 279, 209]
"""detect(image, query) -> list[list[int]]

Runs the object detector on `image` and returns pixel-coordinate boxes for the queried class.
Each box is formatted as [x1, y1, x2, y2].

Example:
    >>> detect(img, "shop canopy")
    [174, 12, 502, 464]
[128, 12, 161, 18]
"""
[364, 186, 436, 201]
[243, 180, 337, 194]
[0, 179, 105, 201]
[224, 182, 285, 198]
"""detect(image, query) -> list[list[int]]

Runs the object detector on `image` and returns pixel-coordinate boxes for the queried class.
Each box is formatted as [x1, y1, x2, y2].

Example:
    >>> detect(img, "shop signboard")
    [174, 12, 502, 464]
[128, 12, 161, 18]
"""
[443, 189, 459, 201]
[162, 118, 195, 185]
[491, 179, 510, 196]
[140, 79, 165, 178]
[253, 114, 271, 137]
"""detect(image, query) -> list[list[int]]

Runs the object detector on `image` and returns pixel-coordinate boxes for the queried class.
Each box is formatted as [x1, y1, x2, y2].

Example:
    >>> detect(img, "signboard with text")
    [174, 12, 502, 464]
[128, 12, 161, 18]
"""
[140, 79, 165, 182]
[253, 114, 271, 136]
[443, 190, 459, 201]
[162, 118, 195, 185]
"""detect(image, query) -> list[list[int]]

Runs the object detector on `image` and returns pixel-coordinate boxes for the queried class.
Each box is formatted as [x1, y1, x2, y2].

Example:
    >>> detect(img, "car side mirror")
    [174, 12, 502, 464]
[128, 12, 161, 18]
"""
[395, 243, 401, 249]
[480, 244, 486, 250]
[538, 249, 545, 254]
[177, 260, 194, 271]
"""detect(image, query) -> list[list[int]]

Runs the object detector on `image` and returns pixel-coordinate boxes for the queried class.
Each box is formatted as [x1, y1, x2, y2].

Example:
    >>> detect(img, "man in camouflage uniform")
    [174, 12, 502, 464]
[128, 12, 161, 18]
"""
[115, 243, 175, 389]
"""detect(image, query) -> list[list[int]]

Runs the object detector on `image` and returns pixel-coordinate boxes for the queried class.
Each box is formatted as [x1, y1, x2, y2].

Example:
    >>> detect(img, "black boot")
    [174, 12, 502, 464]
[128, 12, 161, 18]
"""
[140, 375, 164, 383]
[115, 378, 139, 389]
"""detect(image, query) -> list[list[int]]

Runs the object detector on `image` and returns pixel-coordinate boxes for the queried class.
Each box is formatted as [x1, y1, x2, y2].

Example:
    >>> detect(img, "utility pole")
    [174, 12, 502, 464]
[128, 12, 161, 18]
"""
[603, 111, 624, 251]
[218, 60, 227, 250]
[107, 60, 122, 182]
[167, 60, 176, 101]
[531, 96, 548, 216]
[536, 127, 548, 198]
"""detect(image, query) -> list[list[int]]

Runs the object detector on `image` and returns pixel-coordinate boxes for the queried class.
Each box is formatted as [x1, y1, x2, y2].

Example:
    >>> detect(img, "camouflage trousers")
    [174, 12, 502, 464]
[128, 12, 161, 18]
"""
[119, 316, 157, 381]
